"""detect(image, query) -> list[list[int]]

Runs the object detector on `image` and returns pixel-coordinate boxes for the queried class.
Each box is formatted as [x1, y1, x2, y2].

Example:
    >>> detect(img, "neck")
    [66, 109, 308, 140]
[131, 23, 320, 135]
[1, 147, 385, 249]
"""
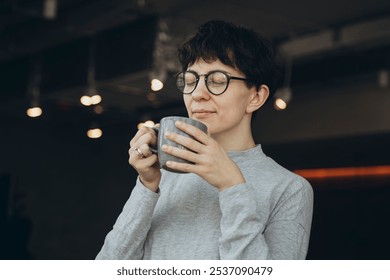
[211, 119, 256, 151]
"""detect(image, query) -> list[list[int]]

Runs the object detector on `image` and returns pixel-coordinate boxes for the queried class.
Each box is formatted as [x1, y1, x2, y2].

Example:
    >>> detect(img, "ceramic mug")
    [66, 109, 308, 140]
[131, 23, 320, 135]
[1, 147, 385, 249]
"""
[150, 116, 208, 173]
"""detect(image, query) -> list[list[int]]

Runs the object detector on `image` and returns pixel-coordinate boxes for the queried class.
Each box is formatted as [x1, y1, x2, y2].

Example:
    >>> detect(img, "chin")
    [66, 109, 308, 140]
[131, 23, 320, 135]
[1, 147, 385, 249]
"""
[202, 122, 217, 134]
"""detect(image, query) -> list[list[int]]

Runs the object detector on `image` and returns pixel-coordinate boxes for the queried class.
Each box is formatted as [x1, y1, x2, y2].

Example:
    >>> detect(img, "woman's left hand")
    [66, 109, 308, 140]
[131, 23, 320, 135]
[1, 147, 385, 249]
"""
[162, 120, 246, 191]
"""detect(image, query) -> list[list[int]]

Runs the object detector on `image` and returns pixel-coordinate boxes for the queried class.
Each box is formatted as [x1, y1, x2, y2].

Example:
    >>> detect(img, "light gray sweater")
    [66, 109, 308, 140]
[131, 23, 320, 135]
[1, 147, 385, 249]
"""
[96, 145, 313, 259]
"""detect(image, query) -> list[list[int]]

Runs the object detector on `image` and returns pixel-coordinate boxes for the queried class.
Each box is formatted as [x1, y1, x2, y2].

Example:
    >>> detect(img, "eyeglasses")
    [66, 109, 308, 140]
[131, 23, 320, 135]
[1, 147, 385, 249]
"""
[175, 70, 250, 95]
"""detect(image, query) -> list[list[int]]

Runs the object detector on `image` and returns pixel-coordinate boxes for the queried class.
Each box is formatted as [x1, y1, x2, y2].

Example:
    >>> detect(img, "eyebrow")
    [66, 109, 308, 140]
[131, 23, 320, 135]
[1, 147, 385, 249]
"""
[186, 69, 233, 75]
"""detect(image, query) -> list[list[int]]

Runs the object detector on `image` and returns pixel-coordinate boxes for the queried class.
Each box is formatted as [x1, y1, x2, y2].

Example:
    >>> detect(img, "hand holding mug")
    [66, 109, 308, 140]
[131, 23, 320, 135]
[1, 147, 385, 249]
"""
[150, 116, 208, 173]
[129, 116, 207, 191]
[129, 125, 161, 192]
[162, 120, 246, 191]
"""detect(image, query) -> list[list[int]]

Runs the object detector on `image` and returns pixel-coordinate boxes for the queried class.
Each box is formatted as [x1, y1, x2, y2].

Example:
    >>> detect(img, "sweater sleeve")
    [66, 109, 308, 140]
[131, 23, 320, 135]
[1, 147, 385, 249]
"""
[218, 179, 313, 260]
[95, 178, 160, 260]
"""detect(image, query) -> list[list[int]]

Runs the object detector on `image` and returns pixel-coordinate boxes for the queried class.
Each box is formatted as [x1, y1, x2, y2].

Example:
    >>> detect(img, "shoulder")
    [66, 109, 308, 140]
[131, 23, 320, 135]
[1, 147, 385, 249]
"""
[262, 155, 313, 198]
[240, 147, 310, 188]
[238, 147, 313, 205]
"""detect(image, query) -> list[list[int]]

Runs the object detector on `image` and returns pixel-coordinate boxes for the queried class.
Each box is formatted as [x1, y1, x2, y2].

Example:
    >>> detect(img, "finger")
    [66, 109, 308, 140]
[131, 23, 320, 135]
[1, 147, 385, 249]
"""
[162, 144, 200, 164]
[139, 143, 153, 157]
[175, 121, 209, 145]
[164, 131, 203, 154]
[131, 129, 157, 151]
[130, 126, 157, 148]
[129, 149, 158, 167]
[130, 126, 148, 146]
[165, 160, 197, 174]
[137, 154, 159, 169]
[128, 145, 148, 161]
[129, 146, 144, 162]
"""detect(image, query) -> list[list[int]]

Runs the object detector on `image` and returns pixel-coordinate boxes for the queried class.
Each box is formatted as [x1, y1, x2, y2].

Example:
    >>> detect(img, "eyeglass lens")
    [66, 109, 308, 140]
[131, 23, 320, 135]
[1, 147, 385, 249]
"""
[176, 71, 229, 95]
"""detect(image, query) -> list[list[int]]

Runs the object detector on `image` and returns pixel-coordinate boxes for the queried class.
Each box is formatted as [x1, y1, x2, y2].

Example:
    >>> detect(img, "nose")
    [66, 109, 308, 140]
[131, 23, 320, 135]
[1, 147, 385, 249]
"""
[191, 76, 211, 101]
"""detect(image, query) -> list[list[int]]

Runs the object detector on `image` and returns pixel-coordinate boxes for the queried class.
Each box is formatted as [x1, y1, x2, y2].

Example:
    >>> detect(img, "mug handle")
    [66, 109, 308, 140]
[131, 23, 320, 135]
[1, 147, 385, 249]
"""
[149, 126, 159, 154]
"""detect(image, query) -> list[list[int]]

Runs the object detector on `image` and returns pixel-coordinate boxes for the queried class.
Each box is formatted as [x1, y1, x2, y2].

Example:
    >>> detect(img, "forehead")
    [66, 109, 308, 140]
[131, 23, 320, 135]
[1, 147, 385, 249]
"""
[187, 58, 242, 75]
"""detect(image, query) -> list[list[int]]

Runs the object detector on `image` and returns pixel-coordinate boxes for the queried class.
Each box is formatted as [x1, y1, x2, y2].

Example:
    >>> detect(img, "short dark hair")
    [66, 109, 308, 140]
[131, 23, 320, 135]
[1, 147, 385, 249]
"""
[178, 20, 281, 97]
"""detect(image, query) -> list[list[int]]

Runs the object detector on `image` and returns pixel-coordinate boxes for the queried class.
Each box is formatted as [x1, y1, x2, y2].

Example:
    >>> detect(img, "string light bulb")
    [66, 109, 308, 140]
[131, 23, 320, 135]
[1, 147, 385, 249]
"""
[273, 87, 292, 110]
[87, 128, 103, 139]
[137, 120, 155, 130]
[151, 78, 164, 91]
[26, 106, 43, 118]
[80, 93, 102, 106]
[26, 56, 43, 118]
[149, 67, 167, 92]
[274, 56, 293, 111]
[81, 38, 102, 106]
[274, 98, 288, 110]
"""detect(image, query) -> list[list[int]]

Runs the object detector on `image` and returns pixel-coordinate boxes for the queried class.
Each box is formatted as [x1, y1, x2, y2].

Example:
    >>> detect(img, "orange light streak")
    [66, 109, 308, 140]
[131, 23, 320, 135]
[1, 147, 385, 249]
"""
[294, 165, 390, 179]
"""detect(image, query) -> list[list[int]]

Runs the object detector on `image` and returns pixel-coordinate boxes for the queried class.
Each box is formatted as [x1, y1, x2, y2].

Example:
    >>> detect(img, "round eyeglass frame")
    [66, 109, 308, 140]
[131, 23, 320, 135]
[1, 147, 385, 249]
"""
[175, 70, 251, 95]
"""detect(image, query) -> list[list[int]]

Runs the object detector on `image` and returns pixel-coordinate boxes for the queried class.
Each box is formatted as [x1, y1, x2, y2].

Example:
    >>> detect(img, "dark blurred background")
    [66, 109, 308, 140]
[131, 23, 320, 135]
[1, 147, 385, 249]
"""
[1, 0, 390, 260]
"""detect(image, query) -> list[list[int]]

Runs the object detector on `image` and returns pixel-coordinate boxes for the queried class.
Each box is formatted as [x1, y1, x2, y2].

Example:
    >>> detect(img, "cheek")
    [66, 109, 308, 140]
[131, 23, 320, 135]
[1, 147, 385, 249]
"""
[219, 94, 248, 114]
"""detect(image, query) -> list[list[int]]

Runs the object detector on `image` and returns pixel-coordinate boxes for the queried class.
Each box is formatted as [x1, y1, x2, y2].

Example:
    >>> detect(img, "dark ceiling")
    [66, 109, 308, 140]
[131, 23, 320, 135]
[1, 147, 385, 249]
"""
[1, 0, 390, 127]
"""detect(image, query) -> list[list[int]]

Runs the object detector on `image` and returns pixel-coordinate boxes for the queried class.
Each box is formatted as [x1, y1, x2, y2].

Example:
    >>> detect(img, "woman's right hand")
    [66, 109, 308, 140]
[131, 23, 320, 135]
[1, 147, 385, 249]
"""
[129, 126, 161, 192]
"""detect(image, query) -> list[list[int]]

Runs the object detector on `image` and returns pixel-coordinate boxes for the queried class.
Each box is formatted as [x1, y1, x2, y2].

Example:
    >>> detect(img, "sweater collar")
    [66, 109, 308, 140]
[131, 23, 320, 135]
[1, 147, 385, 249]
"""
[227, 144, 265, 160]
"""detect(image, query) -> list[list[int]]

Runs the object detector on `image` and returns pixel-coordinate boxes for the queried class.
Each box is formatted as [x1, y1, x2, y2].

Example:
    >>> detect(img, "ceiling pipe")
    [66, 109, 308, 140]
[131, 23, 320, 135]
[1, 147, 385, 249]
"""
[279, 16, 390, 59]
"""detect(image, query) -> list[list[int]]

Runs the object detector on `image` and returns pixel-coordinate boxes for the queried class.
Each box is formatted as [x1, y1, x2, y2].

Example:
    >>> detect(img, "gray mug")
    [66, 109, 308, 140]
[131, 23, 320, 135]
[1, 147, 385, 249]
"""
[150, 116, 208, 173]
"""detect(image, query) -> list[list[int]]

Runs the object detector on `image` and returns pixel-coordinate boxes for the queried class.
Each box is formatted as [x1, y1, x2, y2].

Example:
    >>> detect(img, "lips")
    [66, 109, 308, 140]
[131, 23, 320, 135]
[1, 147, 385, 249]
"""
[192, 108, 215, 113]
[191, 109, 216, 118]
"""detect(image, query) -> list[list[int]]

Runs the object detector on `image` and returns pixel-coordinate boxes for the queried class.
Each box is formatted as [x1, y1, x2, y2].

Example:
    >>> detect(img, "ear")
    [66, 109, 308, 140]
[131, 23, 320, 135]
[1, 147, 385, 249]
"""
[246, 85, 270, 113]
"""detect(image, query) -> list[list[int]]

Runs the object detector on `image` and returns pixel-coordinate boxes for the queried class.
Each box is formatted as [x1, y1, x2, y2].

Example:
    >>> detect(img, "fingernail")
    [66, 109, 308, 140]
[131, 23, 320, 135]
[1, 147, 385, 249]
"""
[165, 131, 170, 137]
[176, 121, 182, 126]
[162, 144, 167, 151]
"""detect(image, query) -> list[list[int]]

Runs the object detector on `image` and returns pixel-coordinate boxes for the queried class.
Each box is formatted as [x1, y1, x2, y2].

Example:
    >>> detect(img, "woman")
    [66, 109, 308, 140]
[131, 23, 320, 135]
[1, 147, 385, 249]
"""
[96, 20, 313, 260]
